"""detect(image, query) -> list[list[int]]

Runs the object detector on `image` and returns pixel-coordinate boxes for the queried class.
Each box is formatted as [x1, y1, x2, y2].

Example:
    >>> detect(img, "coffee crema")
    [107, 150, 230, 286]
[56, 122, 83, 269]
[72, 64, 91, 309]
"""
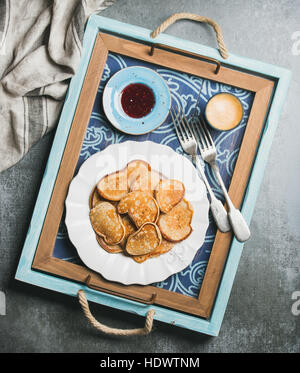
[205, 93, 243, 131]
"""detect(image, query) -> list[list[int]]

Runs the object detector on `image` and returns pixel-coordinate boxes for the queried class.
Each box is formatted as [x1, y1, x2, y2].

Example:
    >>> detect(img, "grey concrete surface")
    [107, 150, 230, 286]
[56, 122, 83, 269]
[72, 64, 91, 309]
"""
[0, 0, 300, 353]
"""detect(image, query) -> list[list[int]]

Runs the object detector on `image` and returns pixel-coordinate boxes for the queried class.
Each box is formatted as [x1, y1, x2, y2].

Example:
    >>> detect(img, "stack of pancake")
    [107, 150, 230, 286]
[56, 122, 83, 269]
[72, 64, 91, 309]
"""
[89, 160, 193, 263]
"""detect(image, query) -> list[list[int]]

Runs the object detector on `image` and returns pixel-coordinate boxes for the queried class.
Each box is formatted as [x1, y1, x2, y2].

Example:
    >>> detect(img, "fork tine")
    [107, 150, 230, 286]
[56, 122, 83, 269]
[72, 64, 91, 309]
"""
[198, 119, 211, 148]
[178, 103, 194, 139]
[192, 117, 210, 149]
[172, 108, 186, 140]
[170, 109, 181, 139]
[190, 119, 201, 148]
[199, 115, 214, 147]
[173, 106, 189, 141]
[171, 108, 186, 144]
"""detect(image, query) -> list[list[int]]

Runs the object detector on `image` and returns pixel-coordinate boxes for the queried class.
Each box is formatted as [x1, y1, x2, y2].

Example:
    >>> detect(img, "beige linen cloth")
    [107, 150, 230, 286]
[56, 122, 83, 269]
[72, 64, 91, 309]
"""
[0, 0, 115, 172]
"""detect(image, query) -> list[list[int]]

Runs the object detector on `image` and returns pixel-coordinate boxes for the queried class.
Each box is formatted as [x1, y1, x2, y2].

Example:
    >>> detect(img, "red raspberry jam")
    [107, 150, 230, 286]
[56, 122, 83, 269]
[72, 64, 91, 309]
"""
[121, 83, 155, 118]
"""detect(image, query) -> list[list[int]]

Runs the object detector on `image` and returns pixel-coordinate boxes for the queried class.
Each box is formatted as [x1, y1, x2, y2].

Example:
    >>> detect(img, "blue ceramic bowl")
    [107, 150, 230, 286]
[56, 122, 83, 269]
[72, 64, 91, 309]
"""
[102, 66, 171, 135]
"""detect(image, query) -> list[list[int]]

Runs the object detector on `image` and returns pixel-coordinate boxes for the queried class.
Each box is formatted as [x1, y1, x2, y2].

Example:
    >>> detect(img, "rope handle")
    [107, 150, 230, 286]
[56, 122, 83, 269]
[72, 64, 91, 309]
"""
[150, 13, 229, 59]
[78, 290, 155, 336]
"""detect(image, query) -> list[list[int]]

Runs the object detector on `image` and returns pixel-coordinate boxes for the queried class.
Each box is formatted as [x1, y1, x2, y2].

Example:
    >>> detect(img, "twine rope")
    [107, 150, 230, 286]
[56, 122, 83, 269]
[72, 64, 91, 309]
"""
[77, 290, 155, 336]
[150, 12, 229, 59]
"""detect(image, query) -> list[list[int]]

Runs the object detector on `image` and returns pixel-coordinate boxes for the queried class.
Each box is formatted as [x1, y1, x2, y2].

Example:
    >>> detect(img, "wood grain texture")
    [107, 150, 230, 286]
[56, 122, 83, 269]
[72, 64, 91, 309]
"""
[198, 85, 274, 316]
[100, 33, 272, 91]
[32, 32, 274, 319]
[33, 34, 108, 266]
[33, 257, 210, 317]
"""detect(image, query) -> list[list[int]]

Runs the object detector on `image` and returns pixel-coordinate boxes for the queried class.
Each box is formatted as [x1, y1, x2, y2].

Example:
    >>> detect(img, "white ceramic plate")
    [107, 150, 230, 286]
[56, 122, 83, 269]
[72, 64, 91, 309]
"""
[65, 141, 209, 285]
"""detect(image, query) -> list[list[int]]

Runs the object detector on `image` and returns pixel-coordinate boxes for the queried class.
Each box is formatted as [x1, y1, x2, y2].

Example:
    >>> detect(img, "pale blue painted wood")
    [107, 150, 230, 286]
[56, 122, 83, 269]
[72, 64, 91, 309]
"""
[15, 14, 291, 336]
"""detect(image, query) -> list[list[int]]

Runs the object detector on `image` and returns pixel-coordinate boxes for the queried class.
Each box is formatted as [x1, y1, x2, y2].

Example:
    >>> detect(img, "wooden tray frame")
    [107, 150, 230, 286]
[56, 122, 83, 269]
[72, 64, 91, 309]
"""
[31, 30, 273, 319]
[15, 15, 291, 336]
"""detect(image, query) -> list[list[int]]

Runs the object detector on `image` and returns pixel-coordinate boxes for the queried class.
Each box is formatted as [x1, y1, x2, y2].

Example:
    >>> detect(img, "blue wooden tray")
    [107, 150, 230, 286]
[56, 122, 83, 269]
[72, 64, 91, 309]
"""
[15, 15, 291, 336]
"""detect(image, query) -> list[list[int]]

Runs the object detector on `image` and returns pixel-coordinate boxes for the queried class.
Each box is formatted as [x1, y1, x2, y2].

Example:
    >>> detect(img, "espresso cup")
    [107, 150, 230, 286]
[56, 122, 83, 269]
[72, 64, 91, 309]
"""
[204, 92, 243, 131]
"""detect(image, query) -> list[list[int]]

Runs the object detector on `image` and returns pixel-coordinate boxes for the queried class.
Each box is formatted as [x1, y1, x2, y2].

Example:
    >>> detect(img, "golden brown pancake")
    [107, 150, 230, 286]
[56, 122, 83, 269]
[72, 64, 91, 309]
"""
[117, 190, 159, 228]
[119, 215, 136, 248]
[130, 170, 161, 194]
[132, 238, 174, 263]
[158, 199, 193, 242]
[96, 160, 151, 201]
[96, 235, 124, 254]
[90, 201, 125, 245]
[155, 179, 185, 213]
[89, 186, 102, 209]
[90, 161, 193, 263]
[126, 223, 162, 256]
[95, 215, 136, 253]
[126, 160, 151, 187]
[97, 170, 128, 201]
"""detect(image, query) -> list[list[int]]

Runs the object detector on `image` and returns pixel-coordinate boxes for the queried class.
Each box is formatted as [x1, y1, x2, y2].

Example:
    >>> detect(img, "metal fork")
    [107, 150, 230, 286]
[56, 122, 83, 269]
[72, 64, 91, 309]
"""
[192, 115, 251, 242]
[170, 106, 231, 233]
